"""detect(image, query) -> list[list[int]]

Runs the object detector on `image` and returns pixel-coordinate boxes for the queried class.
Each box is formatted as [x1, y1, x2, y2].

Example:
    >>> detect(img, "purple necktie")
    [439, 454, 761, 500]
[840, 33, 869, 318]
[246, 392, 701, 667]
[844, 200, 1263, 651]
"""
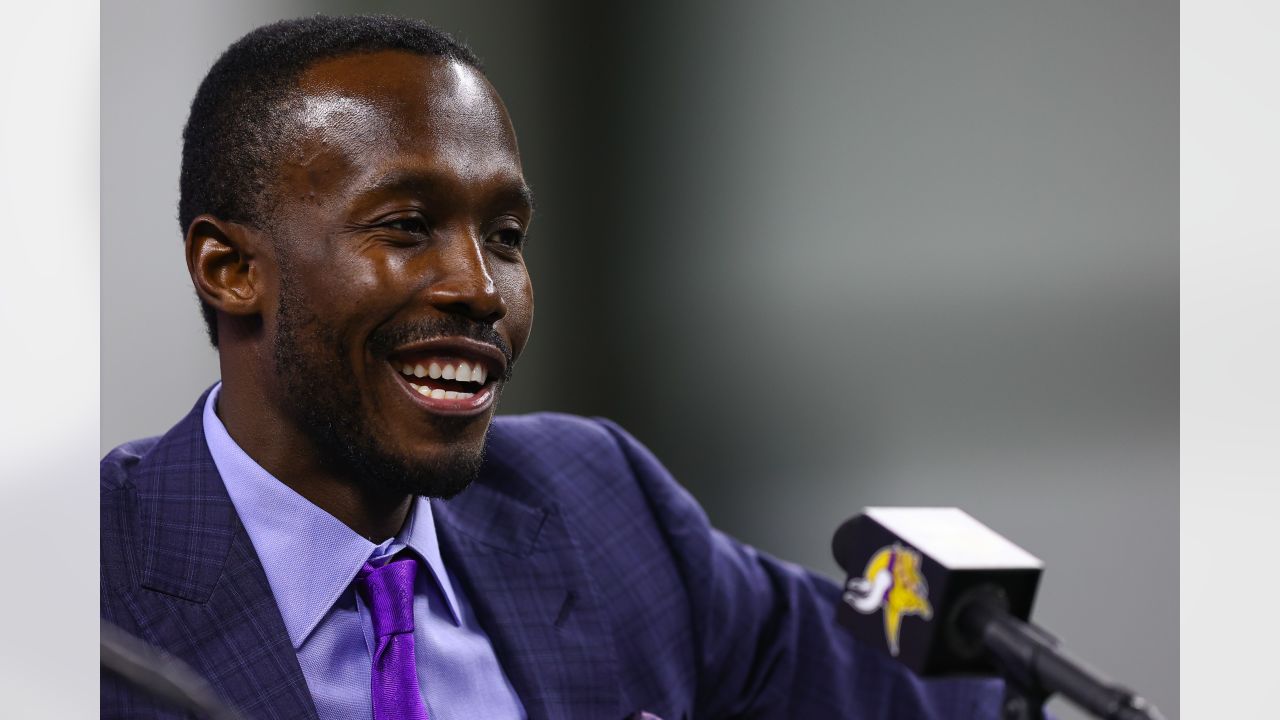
[356, 555, 430, 720]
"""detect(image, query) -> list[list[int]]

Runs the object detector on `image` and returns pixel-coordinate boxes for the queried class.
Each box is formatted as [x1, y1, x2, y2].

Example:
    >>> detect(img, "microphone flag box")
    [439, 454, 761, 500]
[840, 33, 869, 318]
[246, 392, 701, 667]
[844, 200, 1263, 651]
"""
[831, 507, 1043, 676]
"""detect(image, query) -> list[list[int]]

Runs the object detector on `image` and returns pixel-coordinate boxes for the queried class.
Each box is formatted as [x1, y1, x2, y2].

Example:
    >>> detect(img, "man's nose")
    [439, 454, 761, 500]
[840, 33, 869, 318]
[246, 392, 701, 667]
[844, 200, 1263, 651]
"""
[422, 231, 507, 323]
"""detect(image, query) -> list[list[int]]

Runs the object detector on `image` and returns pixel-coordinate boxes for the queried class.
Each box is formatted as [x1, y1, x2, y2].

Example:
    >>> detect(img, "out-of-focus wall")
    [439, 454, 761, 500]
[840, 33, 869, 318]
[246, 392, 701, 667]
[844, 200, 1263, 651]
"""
[102, 2, 1177, 718]
[102, 0, 310, 441]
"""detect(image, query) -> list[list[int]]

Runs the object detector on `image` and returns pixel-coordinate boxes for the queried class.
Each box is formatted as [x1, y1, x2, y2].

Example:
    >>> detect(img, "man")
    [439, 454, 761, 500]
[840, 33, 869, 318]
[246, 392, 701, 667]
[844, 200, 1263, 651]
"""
[102, 15, 1004, 720]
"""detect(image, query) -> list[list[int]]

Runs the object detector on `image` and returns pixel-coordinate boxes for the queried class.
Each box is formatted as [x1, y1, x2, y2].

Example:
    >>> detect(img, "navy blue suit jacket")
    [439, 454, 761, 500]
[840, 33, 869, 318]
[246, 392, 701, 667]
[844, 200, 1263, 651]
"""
[101, 392, 1003, 719]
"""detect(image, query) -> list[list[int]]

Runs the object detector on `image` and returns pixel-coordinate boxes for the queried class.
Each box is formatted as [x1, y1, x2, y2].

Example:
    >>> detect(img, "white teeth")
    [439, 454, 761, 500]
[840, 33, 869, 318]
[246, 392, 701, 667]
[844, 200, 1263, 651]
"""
[444, 390, 459, 399]
[416, 385, 431, 396]
[430, 388, 446, 399]
[401, 358, 488, 385]
[458, 391, 474, 399]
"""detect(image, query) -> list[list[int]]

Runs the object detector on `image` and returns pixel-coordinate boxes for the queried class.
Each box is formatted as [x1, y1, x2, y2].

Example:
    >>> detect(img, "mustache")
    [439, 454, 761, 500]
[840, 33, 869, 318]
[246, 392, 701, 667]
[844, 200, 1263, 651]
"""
[368, 316, 516, 382]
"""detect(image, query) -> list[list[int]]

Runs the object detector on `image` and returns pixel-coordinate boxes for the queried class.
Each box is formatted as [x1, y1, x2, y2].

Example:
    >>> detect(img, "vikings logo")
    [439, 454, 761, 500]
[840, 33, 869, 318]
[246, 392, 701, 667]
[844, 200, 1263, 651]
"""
[843, 544, 933, 656]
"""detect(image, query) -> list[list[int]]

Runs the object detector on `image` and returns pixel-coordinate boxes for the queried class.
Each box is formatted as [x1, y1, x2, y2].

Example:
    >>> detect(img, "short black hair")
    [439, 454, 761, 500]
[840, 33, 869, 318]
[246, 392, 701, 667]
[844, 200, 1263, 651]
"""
[180, 15, 482, 347]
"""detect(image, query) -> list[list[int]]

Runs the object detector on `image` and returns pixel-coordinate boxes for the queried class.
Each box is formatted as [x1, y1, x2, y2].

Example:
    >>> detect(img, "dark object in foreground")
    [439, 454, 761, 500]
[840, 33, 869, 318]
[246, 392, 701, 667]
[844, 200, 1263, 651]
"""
[832, 507, 1165, 720]
[101, 620, 243, 720]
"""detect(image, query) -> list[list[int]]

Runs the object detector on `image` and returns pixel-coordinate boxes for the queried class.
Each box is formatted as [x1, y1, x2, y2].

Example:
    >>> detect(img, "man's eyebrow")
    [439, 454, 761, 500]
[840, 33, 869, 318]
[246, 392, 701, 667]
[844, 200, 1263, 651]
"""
[358, 169, 536, 213]
[497, 184, 537, 214]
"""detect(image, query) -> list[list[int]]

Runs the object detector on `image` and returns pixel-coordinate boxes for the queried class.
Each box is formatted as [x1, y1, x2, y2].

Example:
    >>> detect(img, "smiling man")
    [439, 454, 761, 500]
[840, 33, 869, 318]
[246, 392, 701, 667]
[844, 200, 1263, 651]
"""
[191, 43, 534, 538]
[101, 15, 1004, 720]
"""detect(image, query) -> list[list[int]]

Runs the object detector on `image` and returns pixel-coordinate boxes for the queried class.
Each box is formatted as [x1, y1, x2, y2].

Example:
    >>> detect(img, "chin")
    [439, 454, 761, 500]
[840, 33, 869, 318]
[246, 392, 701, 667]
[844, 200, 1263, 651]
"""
[357, 442, 486, 499]
[356, 415, 489, 497]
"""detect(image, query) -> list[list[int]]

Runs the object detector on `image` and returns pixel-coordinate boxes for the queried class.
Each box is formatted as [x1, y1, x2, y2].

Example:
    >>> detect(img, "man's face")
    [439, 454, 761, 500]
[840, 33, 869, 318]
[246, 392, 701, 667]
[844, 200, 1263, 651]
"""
[260, 51, 533, 498]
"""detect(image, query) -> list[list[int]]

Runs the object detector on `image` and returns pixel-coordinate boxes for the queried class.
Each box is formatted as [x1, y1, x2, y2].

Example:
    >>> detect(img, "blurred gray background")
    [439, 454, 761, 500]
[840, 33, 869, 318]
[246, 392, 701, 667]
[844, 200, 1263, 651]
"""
[102, 1, 1177, 718]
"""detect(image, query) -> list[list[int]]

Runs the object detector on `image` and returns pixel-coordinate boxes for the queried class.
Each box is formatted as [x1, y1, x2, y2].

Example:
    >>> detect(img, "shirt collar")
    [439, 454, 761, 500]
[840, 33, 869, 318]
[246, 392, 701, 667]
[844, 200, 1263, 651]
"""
[202, 383, 463, 648]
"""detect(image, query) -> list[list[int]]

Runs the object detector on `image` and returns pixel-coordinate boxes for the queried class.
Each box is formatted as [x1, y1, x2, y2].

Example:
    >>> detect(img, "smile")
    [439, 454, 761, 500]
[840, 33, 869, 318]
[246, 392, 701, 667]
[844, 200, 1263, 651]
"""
[386, 338, 507, 417]
[397, 358, 488, 399]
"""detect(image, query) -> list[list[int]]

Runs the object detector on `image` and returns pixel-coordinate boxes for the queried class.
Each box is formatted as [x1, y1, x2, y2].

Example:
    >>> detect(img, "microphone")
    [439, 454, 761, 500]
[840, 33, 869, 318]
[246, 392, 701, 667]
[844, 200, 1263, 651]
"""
[831, 507, 1164, 720]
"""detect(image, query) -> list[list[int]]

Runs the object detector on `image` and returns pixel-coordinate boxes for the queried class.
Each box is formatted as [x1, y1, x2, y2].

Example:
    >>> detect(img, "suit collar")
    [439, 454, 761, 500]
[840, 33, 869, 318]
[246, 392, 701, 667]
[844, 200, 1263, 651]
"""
[432, 422, 621, 720]
[134, 387, 239, 602]
[130, 387, 320, 719]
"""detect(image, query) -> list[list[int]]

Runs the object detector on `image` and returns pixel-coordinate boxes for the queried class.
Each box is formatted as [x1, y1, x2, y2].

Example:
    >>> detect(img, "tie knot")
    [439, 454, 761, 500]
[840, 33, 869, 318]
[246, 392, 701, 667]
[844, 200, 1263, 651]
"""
[356, 555, 418, 638]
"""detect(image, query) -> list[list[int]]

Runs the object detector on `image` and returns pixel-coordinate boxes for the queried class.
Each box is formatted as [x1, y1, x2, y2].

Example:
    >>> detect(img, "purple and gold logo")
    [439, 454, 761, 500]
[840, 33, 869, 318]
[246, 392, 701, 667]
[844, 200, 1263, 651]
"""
[842, 544, 933, 656]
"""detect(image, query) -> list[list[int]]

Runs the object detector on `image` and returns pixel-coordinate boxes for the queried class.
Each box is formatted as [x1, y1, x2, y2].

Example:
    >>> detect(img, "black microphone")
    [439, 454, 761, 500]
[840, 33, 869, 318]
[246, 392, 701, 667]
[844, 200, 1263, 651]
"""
[831, 508, 1165, 720]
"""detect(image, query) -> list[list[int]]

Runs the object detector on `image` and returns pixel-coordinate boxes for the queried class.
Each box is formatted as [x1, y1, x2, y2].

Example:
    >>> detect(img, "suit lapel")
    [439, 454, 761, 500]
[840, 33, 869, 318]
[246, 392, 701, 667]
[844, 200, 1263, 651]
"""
[132, 393, 318, 720]
[433, 475, 620, 720]
[128, 392, 622, 719]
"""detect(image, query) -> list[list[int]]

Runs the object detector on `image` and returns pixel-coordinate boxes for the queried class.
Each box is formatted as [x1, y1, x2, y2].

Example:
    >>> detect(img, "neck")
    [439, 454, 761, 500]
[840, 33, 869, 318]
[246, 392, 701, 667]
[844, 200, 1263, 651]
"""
[215, 372, 412, 543]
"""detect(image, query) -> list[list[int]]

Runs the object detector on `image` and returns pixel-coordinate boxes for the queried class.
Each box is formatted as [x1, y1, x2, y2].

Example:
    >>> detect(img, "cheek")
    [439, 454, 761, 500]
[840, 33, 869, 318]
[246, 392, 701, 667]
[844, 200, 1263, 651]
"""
[498, 264, 534, 354]
[286, 250, 408, 337]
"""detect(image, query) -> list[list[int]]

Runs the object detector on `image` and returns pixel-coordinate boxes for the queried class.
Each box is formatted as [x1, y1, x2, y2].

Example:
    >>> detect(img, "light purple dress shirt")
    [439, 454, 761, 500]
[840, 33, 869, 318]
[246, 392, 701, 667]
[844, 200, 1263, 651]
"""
[202, 383, 525, 720]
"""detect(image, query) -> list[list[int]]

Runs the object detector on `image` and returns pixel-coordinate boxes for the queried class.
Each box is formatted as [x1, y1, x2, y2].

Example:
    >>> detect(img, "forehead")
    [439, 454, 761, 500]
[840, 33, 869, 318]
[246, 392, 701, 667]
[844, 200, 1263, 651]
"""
[280, 51, 522, 202]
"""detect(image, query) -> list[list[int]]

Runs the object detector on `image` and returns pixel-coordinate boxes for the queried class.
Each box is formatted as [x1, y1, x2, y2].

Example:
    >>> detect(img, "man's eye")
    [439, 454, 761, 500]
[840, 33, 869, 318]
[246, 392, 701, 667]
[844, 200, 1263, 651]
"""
[491, 228, 527, 248]
[382, 217, 429, 234]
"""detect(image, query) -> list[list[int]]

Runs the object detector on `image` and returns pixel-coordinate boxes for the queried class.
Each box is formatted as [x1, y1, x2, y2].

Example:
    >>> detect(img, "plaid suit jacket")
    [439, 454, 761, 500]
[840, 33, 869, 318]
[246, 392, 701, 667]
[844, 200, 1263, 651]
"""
[101, 391, 1004, 719]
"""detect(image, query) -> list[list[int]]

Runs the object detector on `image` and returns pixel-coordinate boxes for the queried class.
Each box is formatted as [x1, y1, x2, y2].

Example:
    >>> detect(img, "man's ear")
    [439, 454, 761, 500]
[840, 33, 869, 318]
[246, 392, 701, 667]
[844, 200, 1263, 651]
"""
[185, 215, 269, 318]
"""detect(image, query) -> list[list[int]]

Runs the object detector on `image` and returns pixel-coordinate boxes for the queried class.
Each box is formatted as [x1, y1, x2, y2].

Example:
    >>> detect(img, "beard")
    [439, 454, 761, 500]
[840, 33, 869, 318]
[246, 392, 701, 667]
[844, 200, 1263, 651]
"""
[270, 276, 509, 500]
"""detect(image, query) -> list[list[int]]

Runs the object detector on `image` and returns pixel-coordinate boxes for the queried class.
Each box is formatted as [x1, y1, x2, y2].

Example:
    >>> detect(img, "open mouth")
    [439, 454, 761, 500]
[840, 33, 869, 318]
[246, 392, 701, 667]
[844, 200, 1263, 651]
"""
[394, 357, 491, 399]
[385, 338, 506, 416]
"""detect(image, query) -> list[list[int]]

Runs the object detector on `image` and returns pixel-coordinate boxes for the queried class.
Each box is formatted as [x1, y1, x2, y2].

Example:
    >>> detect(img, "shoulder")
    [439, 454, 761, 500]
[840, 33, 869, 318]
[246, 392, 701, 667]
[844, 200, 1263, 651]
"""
[480, 413, 713, 602]
[484, 412, 643, 494]
[487, 412, 672, 478]
[480, 413, 704, 709]
[484, 412, 694, 517]
[483, 412, 637, 503]
[100, 437, 157, 618]
[101, 389, 212, 496]
[101, 436, 161, 493]
[487, 411, 621, 454]
[100, 391, 214, 595]
[100, 436, 164, 590]
[480, 412, 705, 573]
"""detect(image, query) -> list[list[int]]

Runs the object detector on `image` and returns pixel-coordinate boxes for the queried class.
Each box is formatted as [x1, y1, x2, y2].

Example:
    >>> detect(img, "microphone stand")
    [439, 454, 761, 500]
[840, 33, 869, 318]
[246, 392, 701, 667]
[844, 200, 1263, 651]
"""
[101, 620, 244, 720]
[954, 590, 1165, 720]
